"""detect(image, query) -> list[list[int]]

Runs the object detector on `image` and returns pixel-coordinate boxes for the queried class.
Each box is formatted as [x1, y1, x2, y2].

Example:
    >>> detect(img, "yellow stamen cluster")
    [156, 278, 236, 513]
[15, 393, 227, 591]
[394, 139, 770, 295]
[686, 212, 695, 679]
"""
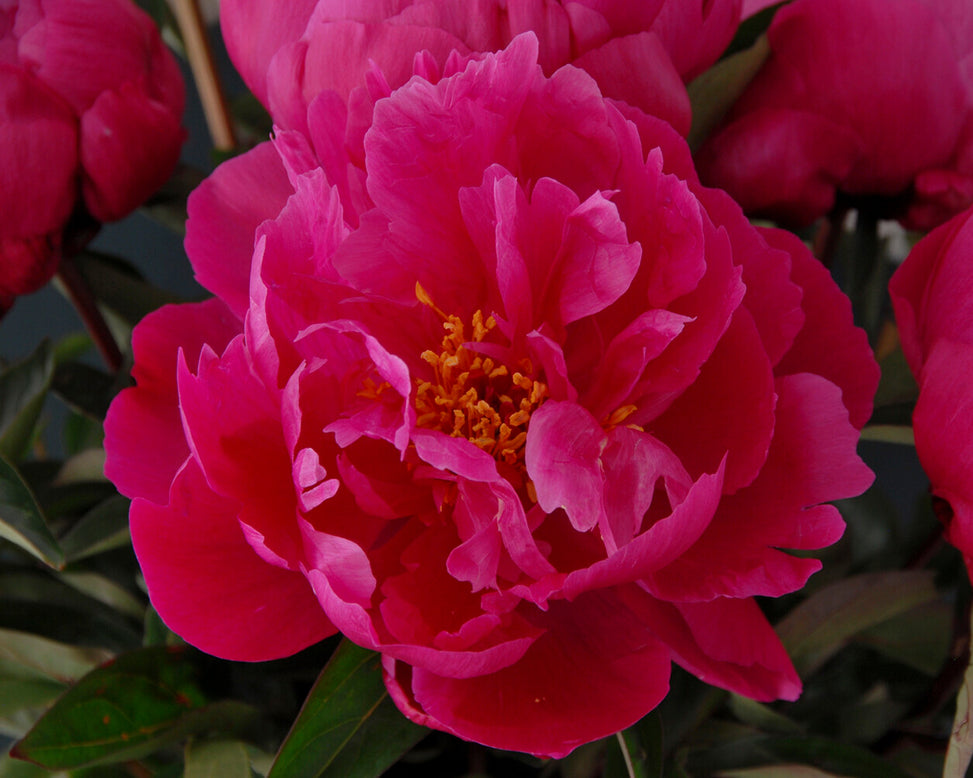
[413, 287, 548, 467]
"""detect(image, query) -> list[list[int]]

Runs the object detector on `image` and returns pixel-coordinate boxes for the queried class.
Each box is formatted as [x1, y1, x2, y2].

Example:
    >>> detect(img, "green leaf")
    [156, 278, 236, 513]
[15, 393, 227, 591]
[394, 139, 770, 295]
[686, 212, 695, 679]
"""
[686, 730, 914, 778]
[54, 449, 109, 486]
[0, 457, 63, 569]
[776, 571, 940, 676]
[185, 739, 252, 778]
[58, 571, 144, 621]
[853, 600, 952, 675]
[59, 496, 131, 564]
[0, 677, 67, 736]
[11, 647, 256, 769]
[859, 425, 914, 445]
[0, 341, 54, 462]
[767, 737, 915, 778]
[0, 627, 112, 684]
[944, 609, 973, 778]
[0, 752, 51, 778]
[0, 571, 141, 652]
[268, 639, 427, 778]
[727, 696, 802, 736]
[716, 767, 848, 778]
[51, 361, 120, 422]
[687, 35, 770, 151]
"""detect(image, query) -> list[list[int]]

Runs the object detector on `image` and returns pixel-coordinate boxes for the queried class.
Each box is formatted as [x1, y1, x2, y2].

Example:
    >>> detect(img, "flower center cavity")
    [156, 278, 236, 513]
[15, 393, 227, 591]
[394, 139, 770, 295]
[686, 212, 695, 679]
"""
[413, 285, 548, 467]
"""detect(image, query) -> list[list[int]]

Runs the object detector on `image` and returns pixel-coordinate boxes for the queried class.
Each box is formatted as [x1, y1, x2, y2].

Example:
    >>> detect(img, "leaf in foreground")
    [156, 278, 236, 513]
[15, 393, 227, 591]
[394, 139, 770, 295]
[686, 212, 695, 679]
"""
[943, 608, 973, 778]
[185, 739, 252, 778]
[11, 646, 254, 769]
[269, 639, 427, 778]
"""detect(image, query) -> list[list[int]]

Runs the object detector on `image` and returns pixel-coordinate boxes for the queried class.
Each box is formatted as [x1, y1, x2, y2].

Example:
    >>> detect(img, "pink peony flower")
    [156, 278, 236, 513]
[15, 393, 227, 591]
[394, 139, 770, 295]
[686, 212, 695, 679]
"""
[104, 36, 877, 757]
[890, 204, 973, 570]
[220, 0, 742, 138]
[696, 0, 973, 230]
[0, 0, 184, 310]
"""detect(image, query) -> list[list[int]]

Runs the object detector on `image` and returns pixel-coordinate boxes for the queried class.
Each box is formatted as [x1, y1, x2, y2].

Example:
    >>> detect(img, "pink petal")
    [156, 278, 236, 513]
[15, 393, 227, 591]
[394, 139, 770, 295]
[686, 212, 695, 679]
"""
[701, 187, 805, 366]
[515, 62, 621, 197]
[560, 450, 725, 598]
[890, 210, 973, 376]
[176, 336, 305, 564]
[104, 299, 240, 505]
[649, 307, 775, 492]
[186, 141, 294, 318]
[650, 0, 742, 81]
[131, 460, 334, 661]
[385, 590, 671, 759]
[336, 440, 433, 519]
[696, 108, 861, 225]
[771, 226, 879, 430]
[79, 80, 184, 222]
[304, 523, 538, 679]
[572, 32, 691, 135]
[297, 17, 468, 104]
[625, 590, 801, 702]
[363, 36, 538, 306]
[525, 401, 606, 533]
[411, 430, 500, 483]
[220, 0, 317, 108]
[0, 65, 76, 238]
[580, 309, 690, 423]
[646, 373, 872, 601]
[548, 189, 641, 325]
[610, 136, 706, 310]
[463, 477, 556, 580]
[19, 0, 183, 114]
[300, 519, 377, 608]
[913, 340, 973, 564]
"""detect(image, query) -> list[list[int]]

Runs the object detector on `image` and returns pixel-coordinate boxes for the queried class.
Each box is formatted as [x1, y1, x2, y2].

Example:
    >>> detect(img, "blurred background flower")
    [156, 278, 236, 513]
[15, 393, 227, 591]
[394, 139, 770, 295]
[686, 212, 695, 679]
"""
[696, 0, 973, 230]
[0, 0, 185, 313]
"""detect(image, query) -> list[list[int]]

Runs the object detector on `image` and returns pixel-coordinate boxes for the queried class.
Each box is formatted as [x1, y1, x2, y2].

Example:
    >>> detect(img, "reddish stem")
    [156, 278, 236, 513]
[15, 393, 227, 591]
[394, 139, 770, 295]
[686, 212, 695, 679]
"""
[57, 258, 123, 373]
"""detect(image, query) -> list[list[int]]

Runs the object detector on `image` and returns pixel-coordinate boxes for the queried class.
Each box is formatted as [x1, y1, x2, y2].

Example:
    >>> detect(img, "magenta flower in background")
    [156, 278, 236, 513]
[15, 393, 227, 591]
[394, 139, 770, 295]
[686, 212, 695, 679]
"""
[0, 0, 184, 311]
[220, 0, 742, 138]
[104, 35, 877, 756]
[891, 204, 973, 572]
[696, 0, 973, 230]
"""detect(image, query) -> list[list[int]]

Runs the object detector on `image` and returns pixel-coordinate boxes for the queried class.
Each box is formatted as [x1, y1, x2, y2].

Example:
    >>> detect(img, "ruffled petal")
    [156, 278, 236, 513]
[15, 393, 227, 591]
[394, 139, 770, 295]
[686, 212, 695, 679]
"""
[104, 300, 240, 505]
[646, 373, 872, 601]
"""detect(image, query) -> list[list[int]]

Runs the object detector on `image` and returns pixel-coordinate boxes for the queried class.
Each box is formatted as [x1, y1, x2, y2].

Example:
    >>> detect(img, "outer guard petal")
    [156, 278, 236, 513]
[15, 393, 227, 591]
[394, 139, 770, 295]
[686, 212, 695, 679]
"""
[770, 226, 878, 430]
[186, 142, 294, 318]
[385, 590, 671, 759]
[220, 0, 317, 109]
[131, 460, 334, 662]
[913, 340, 973, 569]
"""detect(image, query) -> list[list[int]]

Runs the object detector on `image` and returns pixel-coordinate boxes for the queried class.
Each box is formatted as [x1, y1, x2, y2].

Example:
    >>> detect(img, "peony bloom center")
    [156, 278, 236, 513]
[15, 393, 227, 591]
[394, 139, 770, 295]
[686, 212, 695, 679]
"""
[412, 285, 548, 467]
